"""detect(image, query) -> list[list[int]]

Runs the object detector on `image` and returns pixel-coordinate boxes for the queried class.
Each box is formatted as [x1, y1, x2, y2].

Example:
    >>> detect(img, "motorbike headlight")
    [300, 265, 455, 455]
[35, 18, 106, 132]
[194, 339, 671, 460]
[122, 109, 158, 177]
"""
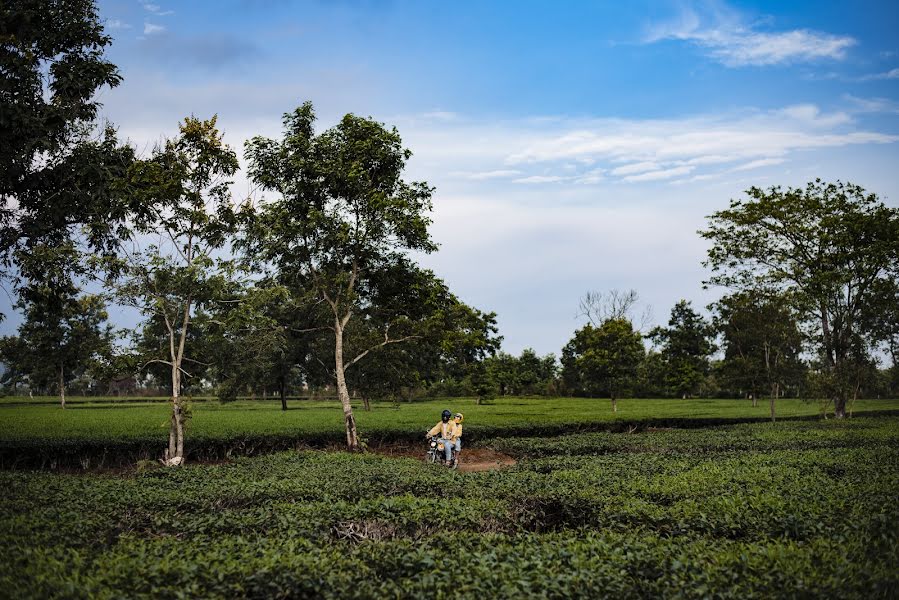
[430, 441, 436, 448]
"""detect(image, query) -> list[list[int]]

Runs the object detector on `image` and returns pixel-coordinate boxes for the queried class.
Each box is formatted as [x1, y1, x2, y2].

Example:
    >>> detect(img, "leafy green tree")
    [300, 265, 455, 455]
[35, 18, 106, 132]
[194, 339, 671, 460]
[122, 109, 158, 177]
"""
[562, 319, 645, 410]
[118, 116, 239, 466]
[244, 103, 437, 450]
[486, 352, 520, 396]
[713, 290, 805, 421]
[344, 267, 500, 408]
[649, 301, 715, 398]
[701, 180, 899, 417]
[0, 291, 113, 406]
[516, 348, 558, 396]
[1, 0, 136, 311]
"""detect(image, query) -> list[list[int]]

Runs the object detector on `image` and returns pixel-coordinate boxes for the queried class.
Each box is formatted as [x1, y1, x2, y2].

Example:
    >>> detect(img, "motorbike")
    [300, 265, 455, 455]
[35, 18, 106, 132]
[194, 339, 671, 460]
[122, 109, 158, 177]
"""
[425, 435, 457, 468]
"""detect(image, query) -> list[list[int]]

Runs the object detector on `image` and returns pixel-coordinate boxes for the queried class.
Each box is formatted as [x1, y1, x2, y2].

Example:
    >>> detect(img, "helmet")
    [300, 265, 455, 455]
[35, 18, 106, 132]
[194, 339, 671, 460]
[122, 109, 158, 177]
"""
[454, 412, 464, 422]
[441, 409, 452, 422]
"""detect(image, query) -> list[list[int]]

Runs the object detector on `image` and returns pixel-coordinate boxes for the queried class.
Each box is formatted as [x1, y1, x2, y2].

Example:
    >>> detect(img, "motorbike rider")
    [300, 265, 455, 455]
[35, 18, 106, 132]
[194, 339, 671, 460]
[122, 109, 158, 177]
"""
[450, 412, 464, 467]
[426, 409, 456, 464]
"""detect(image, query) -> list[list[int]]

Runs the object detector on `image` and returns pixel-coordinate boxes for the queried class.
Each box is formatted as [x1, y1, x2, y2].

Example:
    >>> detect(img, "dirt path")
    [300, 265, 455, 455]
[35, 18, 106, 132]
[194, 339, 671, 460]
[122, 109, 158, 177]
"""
[369, 444, 517, 472]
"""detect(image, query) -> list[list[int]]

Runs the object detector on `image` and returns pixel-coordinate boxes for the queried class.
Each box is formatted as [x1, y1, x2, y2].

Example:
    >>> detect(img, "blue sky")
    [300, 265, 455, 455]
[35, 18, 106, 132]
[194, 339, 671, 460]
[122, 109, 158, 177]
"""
[14, 0, 899, 356]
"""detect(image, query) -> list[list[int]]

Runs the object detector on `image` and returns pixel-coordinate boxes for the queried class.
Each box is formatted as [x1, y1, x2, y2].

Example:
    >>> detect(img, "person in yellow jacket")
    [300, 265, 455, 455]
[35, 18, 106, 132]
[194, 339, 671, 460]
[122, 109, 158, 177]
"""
[450, 412, 464, 467]
[426, 409, 456, 464]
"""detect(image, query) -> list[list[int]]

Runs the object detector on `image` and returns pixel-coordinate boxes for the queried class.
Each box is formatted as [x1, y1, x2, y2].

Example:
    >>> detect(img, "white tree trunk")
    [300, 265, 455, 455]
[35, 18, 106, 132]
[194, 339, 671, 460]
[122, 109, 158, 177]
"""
[165, 363, 185, 466]
[59, 363, 65, 409]
[334, 321, 359, 450]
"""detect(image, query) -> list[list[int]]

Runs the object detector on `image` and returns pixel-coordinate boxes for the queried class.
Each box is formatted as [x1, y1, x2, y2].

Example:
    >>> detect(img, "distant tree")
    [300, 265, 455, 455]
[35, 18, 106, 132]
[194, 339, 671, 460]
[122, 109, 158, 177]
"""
[578, 289, 651, 331]
[244, 102, 438, 450]
[117, 116, 239, 466]
[713, 290, 805, 421]
[649, 301, 716, 399]
[562, 319, 645, 411]
[0, 292, 113, 407]
[516, 348, 558, 395]
[702, 180, 899, 417]
[486, 352, 520, 396]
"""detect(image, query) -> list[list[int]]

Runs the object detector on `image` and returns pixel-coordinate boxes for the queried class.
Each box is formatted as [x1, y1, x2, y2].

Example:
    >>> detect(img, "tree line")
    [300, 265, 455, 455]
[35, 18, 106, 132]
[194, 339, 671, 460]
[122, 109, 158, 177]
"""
[2, 1, 898, 462]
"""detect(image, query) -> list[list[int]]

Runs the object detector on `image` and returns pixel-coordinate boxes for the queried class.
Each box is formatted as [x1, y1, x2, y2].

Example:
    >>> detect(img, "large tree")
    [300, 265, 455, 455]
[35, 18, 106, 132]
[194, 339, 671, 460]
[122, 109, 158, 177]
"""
[701, 180, 899, 417]
[648, 301, 716, 399]
[118, 116, 239, 466]
[1, 0, 135, 304]
[562, 319, 645, 410]
[713, 290, 804, 421]
[244, 102, 438, 450]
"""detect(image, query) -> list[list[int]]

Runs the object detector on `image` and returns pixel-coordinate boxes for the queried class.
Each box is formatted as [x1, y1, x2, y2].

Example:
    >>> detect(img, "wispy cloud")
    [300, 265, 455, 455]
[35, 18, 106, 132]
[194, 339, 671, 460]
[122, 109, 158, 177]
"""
[860, 67, 899, 81]
[730, 157, 785, 171]
[611, 161, 661, 176]
[512, 175, 569, 184]
[393, 103, 896, 188]
[453, 169, 522, 180]
[141, 2, 174, 16]
[623, 165, 694, 182]
[106, 19, 131, 30]
[144, 22, 166, 35]
[504, 105, 893, 177]
[645, 4, 855, 67]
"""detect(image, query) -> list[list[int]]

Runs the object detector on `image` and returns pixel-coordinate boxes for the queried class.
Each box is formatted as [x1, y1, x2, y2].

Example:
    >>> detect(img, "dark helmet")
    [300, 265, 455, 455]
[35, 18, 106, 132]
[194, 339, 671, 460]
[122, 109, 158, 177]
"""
[441, 409, 452, 422]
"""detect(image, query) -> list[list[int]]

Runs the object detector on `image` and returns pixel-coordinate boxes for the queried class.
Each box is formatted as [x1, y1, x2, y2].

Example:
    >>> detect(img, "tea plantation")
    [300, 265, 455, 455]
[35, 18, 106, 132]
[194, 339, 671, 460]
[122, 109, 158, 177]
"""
[1, 399, 898, 598]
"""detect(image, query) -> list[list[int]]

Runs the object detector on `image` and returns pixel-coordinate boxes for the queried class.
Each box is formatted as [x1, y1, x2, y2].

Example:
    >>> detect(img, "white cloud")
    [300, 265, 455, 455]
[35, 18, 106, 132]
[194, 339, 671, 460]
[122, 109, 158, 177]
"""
[454, 169, 522, 180]
[611, 161, 661, 176]
[574, 169, 605, 184]
[731, 158, 786, 171]
[512, 175, 569, 184]
[646, 6, 855, 67]
[843, 95, 899, 114]
[623, 165, 694, 182]
[144, 22, 166, 35]
[860, 67, 899, 81]
[504, 106, 894, 174]
[421, 111, 459, 121]
[141, 2, 174, 16]
[107, 19, 131, 30]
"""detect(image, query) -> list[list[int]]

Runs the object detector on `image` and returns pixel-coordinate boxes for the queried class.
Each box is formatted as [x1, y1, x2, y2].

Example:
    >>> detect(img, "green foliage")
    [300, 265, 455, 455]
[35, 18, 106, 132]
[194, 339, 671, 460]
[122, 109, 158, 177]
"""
[649, 300, 716, 398]
[562, 319, 644, 400]
[0, 293, 114, 400]
[0, 416, 896, 598]
[701, 180, 899, 416]
[713, 290, 805, 401]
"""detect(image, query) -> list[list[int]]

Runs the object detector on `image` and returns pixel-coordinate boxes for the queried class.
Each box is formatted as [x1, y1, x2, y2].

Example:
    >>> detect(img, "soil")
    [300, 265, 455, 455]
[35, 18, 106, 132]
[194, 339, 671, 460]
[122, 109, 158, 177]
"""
[367, 443, 517, 472]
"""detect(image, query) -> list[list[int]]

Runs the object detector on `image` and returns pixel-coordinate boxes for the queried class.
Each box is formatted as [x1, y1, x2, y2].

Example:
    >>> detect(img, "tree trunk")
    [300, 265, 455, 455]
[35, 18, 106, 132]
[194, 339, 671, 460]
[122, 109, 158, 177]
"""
[362, 395, 371, 411]
[165, 365, 185, 466]
[58, 363, 65, 409]
[279, 377, 287, 411]
[334, 322, 359, 451]
[833, 396, 847, 419]
[611, 394, 617, 413]
[769, 382, 777, 422]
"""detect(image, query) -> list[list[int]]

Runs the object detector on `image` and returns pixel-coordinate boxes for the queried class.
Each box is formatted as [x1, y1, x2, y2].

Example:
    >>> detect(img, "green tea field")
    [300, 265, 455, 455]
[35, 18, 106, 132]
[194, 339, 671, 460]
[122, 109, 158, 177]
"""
[1, 398, 898, 598]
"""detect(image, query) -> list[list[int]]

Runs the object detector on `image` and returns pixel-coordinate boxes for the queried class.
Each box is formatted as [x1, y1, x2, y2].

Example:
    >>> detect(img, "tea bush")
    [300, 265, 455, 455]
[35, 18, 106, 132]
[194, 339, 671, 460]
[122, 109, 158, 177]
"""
[1, 416, 897, 598]
[3, 397, 899, 468]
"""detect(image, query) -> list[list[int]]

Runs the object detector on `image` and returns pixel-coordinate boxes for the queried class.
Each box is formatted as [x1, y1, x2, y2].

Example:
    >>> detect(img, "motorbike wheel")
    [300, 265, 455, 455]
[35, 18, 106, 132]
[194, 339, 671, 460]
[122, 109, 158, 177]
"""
[426, 451, 437, 464]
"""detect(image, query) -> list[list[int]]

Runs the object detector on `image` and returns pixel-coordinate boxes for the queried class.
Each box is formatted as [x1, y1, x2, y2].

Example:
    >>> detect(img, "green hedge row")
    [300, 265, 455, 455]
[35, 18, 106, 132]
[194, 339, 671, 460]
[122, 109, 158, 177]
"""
[1, 417, 897, 597]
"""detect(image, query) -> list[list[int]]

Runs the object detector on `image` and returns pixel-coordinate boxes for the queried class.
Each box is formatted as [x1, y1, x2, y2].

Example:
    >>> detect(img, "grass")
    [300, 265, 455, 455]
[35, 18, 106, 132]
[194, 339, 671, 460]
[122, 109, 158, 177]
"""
[3, 396, 899, 444]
